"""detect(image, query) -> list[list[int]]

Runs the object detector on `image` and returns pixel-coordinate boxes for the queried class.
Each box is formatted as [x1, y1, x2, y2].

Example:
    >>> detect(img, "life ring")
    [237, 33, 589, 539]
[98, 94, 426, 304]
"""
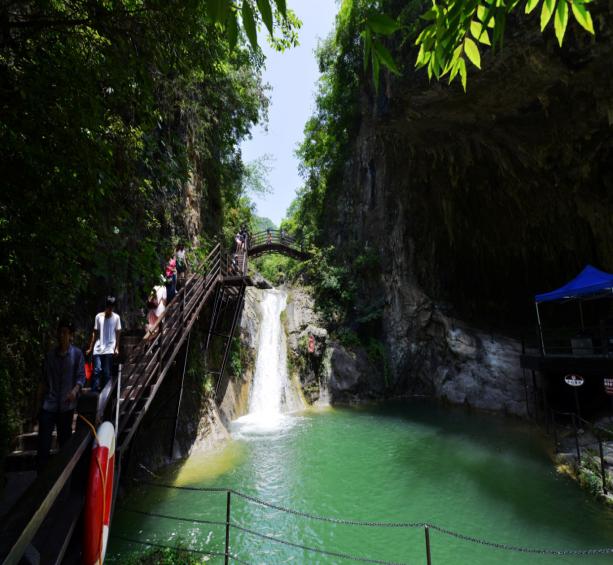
[83, 421, 115, 565]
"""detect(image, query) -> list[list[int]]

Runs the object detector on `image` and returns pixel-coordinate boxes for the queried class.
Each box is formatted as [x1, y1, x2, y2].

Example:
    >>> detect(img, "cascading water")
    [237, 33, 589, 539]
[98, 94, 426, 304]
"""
[233, 289, 300, 433]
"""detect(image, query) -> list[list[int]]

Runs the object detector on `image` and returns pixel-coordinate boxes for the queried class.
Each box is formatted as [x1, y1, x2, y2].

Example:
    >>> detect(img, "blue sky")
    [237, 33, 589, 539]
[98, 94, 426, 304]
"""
[241, 1, 339, 226]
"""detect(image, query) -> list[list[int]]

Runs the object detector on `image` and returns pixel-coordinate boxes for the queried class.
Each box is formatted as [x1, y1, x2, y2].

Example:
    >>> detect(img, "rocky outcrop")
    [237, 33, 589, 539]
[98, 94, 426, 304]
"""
[317, 4, 613, 415]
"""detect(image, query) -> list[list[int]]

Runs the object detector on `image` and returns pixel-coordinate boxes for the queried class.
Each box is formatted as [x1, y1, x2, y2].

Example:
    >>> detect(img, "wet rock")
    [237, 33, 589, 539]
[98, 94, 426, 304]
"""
[324, 341, 384, 402]
[251, 272, 272, 289]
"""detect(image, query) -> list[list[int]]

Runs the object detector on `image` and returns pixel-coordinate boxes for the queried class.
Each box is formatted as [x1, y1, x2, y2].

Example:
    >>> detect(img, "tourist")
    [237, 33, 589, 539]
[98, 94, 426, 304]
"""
[231, 254, 239, 273]
[235, 230, 243, 253]
[266, 227, 272, 245]
[240, 225, 248, 251]
[176, 243, 188, 287]
[165, 254, 177, 301]
[37, 319, 85, 473]
[86, 296, 122, 392]
[146, 276, 167, 335]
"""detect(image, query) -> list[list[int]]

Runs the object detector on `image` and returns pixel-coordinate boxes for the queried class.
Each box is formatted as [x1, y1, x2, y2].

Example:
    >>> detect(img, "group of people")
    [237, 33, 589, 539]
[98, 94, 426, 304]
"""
[235, 226, 249, 253]
[146, 243, 188, 334]
[36, 243, 190, 472]
[37, 297, 122, 472]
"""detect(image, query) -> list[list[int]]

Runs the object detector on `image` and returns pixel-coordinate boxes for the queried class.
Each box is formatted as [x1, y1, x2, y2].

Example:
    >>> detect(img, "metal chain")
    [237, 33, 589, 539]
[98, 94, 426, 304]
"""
[113, 534, 251, 564]
[120, 507, 227, 528]
[138, 481, 613, 557]
[427, 524, 613, 556]
[230, 522, 409, 565]
[230, 489, 424, 528]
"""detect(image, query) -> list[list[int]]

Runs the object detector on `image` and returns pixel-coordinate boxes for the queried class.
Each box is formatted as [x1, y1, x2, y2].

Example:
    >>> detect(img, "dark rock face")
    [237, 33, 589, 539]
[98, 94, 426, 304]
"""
[322, 7, 613, 411]
[327, 341, 385, 402]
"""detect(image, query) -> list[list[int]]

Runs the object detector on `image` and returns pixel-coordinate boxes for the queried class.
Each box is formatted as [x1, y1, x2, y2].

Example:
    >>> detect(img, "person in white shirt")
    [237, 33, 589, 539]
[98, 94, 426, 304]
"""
[86, 296, 122, 392]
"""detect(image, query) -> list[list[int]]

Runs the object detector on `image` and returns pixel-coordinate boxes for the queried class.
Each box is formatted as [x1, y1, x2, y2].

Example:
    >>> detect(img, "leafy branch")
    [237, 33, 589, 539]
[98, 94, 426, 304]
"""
[414, 0, 596, 91]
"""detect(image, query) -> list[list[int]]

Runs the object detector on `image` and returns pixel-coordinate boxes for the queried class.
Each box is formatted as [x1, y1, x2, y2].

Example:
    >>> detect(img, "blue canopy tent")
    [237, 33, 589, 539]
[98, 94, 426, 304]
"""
[534, 265, 613, 354]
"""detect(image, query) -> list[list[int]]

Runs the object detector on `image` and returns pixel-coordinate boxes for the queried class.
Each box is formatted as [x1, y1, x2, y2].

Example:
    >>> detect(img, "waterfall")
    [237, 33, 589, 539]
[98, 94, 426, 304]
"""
[233, 289, 299, 433]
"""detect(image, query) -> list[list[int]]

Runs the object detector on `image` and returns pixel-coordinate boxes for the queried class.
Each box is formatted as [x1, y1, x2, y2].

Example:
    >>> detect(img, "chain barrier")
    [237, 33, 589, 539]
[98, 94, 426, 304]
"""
[231, 489, 424, 528]
[135, 481, 613, 558]
[427, 525, 613, 556]
[230, 521, 409, 565]
[121, 507, 227, 528]
[113, 534, 251, 564]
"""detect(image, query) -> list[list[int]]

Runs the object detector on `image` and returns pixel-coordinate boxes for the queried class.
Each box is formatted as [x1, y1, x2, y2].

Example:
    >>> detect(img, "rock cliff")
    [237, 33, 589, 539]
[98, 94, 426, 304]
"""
[318, 4, 613, 414]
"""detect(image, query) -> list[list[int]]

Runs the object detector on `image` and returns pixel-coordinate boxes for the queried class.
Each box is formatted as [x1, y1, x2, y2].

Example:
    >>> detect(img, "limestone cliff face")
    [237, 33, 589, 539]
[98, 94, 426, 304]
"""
[321, 5, 613, 413]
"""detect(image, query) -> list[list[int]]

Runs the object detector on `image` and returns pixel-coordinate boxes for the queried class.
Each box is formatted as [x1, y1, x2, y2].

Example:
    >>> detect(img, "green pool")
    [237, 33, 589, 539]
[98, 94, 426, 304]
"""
[108, 401, 613, 564]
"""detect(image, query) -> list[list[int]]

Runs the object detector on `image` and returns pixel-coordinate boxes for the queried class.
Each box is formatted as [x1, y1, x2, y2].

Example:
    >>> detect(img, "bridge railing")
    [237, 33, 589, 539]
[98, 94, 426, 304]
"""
[248, 229, 302, 252]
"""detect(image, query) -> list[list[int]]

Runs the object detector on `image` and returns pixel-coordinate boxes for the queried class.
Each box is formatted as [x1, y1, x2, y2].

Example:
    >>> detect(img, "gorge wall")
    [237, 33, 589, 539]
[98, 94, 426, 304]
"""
[317, 3, 613, 412]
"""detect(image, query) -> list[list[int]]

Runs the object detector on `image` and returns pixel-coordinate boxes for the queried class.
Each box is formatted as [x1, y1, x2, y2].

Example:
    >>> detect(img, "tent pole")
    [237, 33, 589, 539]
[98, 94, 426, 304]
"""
[535, 302, 546, 356]
[579, 301, 585, 331]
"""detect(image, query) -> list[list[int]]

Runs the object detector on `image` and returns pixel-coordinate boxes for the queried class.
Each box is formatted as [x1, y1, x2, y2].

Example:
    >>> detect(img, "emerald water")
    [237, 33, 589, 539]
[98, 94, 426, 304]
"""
[108, 290, 613, 563]
[108, 402, 613, 564]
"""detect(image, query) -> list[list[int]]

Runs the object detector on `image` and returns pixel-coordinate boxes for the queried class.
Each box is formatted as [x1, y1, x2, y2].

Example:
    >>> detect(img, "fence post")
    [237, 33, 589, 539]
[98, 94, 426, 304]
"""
[424, 525, 432, 565]
[598, 437, 608, 494]
[225, 490, 232, 565]
[572, 413, 581, 466]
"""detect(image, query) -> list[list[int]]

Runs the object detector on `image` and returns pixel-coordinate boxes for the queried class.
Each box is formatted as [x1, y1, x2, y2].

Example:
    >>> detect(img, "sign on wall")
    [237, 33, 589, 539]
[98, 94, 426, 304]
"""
[604, 378, 613, 395]
[564, 374, 585, 387]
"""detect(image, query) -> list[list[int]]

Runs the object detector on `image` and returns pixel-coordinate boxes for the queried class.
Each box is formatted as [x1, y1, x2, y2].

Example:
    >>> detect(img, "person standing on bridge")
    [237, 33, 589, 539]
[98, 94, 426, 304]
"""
[36, 319, 85, 473]
[86, 296, 122, 392]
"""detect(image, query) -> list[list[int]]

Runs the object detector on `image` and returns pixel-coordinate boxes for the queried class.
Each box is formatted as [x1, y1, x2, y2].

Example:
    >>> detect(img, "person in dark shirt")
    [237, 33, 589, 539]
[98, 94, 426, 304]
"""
[36, 319, 86, 473]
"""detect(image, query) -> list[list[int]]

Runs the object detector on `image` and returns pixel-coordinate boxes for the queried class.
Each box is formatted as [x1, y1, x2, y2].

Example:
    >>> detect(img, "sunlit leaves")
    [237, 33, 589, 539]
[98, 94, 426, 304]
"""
[540, 0, 556, 31]
[571, 1, 595, 34]
[554, 0, 569, 45]
[412, 0, 596, 91]
[463, 37, 481, 69]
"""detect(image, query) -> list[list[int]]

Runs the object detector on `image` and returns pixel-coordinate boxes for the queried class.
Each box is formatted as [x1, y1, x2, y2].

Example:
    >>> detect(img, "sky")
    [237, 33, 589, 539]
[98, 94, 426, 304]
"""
[240, 0, 339, 226]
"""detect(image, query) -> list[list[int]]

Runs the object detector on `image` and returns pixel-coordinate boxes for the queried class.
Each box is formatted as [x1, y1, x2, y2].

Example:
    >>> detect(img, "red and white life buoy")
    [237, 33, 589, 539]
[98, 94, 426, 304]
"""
[83, 421, 115, 565]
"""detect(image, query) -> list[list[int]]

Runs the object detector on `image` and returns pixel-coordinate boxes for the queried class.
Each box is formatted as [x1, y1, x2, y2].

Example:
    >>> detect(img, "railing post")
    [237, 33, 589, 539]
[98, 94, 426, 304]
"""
[225, 490, 232, 565]
[424, 524, 432, 565]
[572, 413, 581, 465]
[598, 437, 608, 494]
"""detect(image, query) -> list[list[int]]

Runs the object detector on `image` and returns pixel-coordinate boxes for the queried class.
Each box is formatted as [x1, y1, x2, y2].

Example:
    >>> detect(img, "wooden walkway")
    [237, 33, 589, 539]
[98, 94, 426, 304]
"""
[0, 235, 305, 564]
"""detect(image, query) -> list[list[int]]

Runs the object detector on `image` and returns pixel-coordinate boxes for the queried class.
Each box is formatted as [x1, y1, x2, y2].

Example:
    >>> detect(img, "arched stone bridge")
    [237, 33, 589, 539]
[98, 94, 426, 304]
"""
[247, 229, 310, 261]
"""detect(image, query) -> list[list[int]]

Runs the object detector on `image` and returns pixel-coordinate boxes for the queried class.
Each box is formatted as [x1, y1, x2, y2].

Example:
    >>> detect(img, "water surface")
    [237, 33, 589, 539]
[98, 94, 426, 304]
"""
[108, 401, 613, 564]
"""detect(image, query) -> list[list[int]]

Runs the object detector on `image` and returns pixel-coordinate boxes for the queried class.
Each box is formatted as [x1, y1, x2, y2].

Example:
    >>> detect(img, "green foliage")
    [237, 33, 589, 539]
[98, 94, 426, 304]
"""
[0, 0, 270, 468]
[413, 0, 596, 90]
[252, 254, 297, 284]
[230, 336, 242, 377]
[300, 247, 356, 327]
[121, 543, 206, 564]
[242, 154, 274, 196]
